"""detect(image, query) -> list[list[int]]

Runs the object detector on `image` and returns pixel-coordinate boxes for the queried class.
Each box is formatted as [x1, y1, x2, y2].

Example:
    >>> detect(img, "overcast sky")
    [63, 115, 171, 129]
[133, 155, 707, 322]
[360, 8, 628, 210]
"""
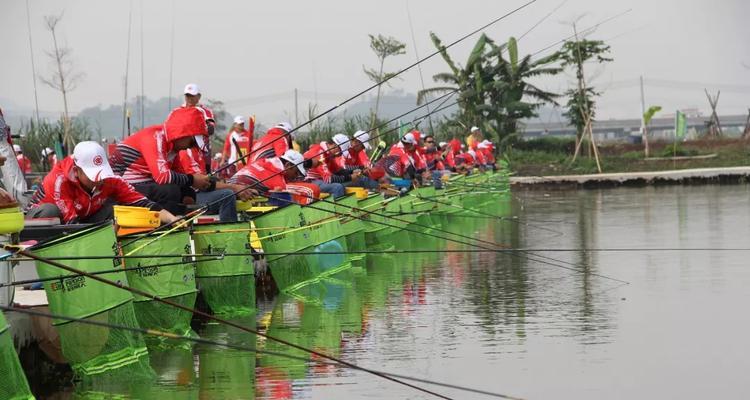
[2, 0, 749, 125]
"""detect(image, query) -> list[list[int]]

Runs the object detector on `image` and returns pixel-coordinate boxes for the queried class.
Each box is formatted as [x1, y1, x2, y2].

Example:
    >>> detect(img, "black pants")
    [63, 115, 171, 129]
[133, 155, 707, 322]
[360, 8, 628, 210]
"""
[27, 201, 115, 224]
[133, 183, 193, 215]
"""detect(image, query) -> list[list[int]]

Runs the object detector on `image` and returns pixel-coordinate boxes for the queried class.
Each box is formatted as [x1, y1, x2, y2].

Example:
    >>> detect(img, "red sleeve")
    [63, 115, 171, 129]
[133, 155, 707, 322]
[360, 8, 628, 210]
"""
[359, 151, 371, 168]
[141, 131, 190, 185]
[222, 131, 233, 155]
[175, 149, 204, 174]
[46, 174, 78, 223]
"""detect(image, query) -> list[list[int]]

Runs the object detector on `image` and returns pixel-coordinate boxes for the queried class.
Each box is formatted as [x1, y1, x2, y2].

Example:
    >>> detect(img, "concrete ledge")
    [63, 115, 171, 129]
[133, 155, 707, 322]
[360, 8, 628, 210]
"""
[511, 166, 750, 188]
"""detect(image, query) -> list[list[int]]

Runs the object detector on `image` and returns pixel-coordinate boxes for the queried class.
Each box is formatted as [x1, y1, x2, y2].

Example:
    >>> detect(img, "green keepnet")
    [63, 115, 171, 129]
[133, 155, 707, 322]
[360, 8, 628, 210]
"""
[0, 312, 35, 400]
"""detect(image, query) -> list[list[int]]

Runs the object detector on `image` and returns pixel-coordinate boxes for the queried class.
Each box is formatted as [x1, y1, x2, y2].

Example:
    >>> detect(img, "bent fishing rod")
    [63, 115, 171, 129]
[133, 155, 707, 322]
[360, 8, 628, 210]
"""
[120, 90, 459, 249]
[1, 305, 523, 400]
[212, 0, 537, 177]
[1, 244, 453, 400]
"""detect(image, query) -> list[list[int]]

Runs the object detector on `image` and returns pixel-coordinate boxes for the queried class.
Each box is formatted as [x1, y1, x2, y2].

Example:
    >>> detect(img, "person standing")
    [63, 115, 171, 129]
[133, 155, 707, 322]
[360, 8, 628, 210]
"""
[13, 145, 32, 174]
[221, 115, 254, 174]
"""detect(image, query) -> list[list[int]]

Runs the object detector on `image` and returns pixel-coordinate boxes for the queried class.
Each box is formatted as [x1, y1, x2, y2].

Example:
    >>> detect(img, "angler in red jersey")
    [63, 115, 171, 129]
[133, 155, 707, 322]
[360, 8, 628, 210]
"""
[303, 140, 348, 198]
[372, 132, 420, 180]
[174, 144, 254, 222]
[220, 115, 254, 174]
[41, 147, 57, 170]
[343, 130, 372, 169]
[421, 134, 449, 188]
[109, 107, 212, 215]
[13, 145, 32, 174]
[26, 141, 177, 224]
[478, 139, 497, 170]
[247, 122, 294, 164]
[228, 150, 310, 194]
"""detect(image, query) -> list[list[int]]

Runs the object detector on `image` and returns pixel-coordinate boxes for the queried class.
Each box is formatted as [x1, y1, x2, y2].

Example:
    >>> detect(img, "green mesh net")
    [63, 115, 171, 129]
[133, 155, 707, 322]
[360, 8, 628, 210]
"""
[30, 223, 153, 379]
[120, 230, 198, 345]
[56, 303, 154, 383]
[0, 312, 35, 400]
[192, 222, 255, 316]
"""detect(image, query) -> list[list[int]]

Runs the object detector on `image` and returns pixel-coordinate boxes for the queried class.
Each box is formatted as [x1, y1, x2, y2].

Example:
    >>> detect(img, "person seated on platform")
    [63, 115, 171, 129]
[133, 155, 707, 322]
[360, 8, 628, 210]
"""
[247, 122, 294, 164]
[478, 139, 497, 171]
[303, 136, 365, 199]
[175, 138, 254, 222]
[330, 133, 379, 191]
[422, 134, 447, 189]
[344, 130, 372, 169]
[26, 141, 178, 224]
[227, 150, 318, 204]
[370, 132, 420, 184]
[109, 107, 212, 216]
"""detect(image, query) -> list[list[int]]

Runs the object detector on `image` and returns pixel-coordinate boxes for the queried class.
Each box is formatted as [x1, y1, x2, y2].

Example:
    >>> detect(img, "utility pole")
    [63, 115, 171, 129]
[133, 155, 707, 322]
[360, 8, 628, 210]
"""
[640, 75, 649, 157]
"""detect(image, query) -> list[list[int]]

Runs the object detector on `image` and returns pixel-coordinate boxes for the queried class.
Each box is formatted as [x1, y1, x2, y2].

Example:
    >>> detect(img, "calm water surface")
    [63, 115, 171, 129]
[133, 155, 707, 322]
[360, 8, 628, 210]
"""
[49, 185, 750, 399]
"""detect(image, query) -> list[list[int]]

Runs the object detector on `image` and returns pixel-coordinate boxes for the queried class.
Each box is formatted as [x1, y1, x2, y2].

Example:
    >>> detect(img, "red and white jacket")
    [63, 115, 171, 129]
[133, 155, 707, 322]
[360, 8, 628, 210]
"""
[343, 148, 371, 169]
[248, 127, 291, 164]
[27, 157, 156, 223]
[110, 108, 207, 186]
[227, 157, 288, 193]
[16, 155, 32, 174]
[222, 129, 253, 164]
[303, 143, 349, 184]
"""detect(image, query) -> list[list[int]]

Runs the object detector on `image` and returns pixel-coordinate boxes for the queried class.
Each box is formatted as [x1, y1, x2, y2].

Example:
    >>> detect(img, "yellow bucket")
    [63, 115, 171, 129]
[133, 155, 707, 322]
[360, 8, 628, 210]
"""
[113, 205, 160, 228]
[345, 187, 368, 199]
[0, 206, 24, 234]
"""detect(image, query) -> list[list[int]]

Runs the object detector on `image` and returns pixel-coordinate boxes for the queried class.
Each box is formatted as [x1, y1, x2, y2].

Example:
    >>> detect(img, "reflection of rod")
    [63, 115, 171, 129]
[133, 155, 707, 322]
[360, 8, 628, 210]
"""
[2, 305, 523, 400]
[5, 245, 454, 400]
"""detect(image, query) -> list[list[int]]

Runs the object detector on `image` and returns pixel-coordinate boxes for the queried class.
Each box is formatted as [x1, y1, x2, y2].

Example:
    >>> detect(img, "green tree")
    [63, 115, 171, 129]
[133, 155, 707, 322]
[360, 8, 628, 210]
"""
[417, 33, 490, 134]
[558, 37, 612, 158]
[486, 37, 561, 144]
[363, 34, 406, 129]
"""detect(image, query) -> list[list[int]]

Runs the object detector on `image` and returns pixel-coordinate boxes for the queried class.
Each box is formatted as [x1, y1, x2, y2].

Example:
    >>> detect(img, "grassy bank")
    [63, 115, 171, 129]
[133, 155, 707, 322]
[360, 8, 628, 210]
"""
[507, 137, 750, 176]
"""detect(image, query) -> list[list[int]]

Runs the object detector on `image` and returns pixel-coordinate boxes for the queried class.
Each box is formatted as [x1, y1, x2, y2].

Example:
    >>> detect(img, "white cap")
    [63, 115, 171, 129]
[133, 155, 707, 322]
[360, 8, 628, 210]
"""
[13, 144, 21, 153]
[332, 133, 350, 153]
[470, 126, 480, 133]
[73, 141, 115, 182]
[41, 147, 55, 157]
[279, 149, 306, 175]
[478, 141, 488, 149]
[353, 130, 372, 150]
[481, 139, 492, 146]
[438, 141, 447, 148]
[184, 83, 200, 95]
[275, 122, 293, 133]
[214, 152, 222, 159]
[401, 132, 417, 145]
[233, 116, 246, 125]
[460, 144, 466, 149]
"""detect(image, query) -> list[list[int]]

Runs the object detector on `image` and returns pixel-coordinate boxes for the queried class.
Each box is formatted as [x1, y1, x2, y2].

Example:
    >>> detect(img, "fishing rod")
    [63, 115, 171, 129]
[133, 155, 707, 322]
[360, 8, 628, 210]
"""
[529, 8, 632, 58]
[254, 190, 629, 284]
[119, 90, 460, 249]
[0, 256, 223, 289]
[0, 305, 523, 400]
[212, 0, 537, 176]
[1, 244, 452, 400]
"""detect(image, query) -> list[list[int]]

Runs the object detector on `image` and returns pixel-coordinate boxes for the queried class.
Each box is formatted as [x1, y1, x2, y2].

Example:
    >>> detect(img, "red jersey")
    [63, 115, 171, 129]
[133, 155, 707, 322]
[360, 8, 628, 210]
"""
[422, 147, 444, 171]
[16, 155, 32, 174]
[27, 157, 155, 224]
[248, 127, 291, 164]
[343, 148, 371, 169]
[222, 129, 253, 164]
[111, 107, 207, 186]
[176, 147, 206, 174]
[303, 143, 334, 183]
[227, 157, 288, 193]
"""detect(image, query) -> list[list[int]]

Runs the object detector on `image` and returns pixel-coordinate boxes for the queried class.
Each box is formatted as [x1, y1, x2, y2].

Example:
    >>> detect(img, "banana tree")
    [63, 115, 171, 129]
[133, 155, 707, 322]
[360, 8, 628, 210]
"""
[417, 33, 491, 133]
[485, 37, 561, 144]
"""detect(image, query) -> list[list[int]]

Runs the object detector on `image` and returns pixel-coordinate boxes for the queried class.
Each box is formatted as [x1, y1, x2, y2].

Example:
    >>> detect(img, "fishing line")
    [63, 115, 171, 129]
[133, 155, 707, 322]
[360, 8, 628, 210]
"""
[119, 90, 460, 249]
[0, 305, 523, 400]
[530, 9, 632, 58]
[1, 245, 453, 400]
[255, 191, 629, 284]
[0, 256, 223, 289]
[213, 0, 538, 176]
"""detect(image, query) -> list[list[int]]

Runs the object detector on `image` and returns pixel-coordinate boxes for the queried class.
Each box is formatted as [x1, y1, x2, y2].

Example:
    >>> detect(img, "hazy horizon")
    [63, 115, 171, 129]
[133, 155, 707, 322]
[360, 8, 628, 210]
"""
[2, 0, 748, 126]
